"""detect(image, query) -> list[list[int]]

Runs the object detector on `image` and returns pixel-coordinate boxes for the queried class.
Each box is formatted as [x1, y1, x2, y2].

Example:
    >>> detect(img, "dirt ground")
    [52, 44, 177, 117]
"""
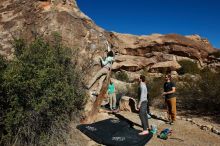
[74, 108, 220, 146]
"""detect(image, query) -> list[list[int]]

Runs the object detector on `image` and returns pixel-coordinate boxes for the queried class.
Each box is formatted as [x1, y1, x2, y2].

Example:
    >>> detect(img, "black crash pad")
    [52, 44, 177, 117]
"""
[77, 118, 153, 146]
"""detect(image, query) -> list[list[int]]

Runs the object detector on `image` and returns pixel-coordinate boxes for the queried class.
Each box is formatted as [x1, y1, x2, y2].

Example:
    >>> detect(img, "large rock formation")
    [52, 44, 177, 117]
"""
[0, 0, 107, 60]
[108, 32, 218, 69]
[1, 0, 220, 124]
[0, 0, 219, 77]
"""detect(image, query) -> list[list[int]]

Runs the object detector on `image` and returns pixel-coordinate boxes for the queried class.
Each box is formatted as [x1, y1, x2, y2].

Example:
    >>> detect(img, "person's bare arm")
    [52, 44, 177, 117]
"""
[162, 87, 176, 95]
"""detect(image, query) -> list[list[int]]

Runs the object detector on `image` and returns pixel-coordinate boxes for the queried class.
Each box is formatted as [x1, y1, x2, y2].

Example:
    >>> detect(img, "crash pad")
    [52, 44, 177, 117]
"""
[77, 118, 153, 146]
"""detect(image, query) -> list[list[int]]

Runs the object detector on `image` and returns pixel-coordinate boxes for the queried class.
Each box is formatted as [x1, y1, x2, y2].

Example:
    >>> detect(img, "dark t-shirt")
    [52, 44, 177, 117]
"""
[163, 82, 175, 99]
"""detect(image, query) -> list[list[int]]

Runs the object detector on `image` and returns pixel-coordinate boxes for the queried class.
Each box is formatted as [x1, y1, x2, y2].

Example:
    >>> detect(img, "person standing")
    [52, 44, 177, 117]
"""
[137, 75, 150, 135]
[162, 74, 176, 125]
[107, 79, 116, 110]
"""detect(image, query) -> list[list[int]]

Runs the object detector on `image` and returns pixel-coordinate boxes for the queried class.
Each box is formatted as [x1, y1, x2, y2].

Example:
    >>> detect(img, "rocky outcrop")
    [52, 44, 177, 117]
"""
[110, 33, 215, 60]
[149, 61, 181, 73]
[0, 0, 107, 61]
[109, 33, 218, 70]
[0, 0, 219, 77]
[1, 0, 220, 126]
[112, 55, 157, 71]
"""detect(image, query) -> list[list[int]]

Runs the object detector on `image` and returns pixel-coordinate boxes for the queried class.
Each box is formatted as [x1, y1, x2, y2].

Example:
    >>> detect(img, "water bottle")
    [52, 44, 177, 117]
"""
[150, 125, 157, 134]
[163, 128, 170, 135]
[158, 128, 170, 140]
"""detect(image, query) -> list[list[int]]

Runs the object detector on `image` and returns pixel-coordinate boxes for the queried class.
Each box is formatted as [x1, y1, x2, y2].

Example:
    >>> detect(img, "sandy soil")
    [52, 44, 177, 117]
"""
[74, 108, 220, 146]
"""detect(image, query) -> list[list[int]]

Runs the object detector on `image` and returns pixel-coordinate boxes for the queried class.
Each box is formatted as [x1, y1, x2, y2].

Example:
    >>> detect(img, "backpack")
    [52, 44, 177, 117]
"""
[158, 128, 172, 140]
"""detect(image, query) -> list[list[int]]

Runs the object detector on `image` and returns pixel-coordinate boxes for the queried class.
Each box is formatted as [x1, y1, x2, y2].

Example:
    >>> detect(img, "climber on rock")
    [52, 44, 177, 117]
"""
[86, 50, 114, 95]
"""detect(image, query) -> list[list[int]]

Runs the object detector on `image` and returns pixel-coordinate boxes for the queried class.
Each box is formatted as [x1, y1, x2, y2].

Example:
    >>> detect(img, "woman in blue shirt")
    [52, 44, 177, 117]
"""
[107, 79, 116, 110]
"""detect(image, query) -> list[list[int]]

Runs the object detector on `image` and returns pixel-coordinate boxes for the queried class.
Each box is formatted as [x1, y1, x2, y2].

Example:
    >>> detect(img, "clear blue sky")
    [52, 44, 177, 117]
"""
[77, 0, 220, 49]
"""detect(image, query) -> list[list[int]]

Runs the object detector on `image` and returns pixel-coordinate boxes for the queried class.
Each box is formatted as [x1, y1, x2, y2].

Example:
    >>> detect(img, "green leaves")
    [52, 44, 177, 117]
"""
[177, 60, 200, 75]
[0, 36, 86, 145]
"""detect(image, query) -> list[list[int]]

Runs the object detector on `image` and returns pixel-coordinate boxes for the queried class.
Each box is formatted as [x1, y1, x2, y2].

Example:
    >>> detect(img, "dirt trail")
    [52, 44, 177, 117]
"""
[75, 109, 220, 146]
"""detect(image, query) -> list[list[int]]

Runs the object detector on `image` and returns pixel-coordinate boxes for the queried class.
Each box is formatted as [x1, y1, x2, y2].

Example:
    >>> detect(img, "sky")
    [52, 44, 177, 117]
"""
[77, 0, 220, 48]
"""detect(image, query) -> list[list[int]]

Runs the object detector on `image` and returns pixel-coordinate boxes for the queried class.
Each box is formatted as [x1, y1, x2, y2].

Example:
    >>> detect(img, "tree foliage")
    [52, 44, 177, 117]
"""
[178, 68, 220, 112]
[113, 71, 129, 82]
[177, 60, 200, 75]
[0, 36, 86, 145]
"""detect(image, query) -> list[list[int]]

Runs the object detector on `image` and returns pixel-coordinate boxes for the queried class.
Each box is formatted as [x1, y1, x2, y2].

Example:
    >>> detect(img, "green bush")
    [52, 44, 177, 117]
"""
[0, 36, 86, 145]
[147, 77, 164, 107]
[148, 77, 164, 99]
[177, 60, 200, 75]
[177, 68, 220, 112]
[198, 68, 220, 110]
[114, 71, 129, 82]
[0, 55, 8, 143]
[125, 83, 139, 100]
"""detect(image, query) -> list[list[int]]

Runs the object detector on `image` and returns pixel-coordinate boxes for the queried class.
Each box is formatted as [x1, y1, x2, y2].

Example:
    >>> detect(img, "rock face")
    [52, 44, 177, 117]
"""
[0, 0, 107, 61]
[1, 0, 220, 125]
[109, 32, 218, 70]
[111, 33, 215, 59]
[0, 0, 219, 76]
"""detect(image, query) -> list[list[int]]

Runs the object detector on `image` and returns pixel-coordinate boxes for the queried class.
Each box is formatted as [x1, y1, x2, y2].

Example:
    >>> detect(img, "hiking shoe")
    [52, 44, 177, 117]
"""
[112, 107, 116, 110]
[83, 84, 90, 90]
[147, 114, 151, 119]
[165, 121, 171, 124]
[90, 91, 98, 96]
[93, 92, 99, 96]
[170, 121, 175, 125]
[139, 130, 149, 135]
[150, 125, 157, 134]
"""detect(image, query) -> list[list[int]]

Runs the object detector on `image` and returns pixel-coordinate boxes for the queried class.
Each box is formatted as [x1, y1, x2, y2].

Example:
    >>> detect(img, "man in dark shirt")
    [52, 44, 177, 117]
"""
[162, 74, 176, 125]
